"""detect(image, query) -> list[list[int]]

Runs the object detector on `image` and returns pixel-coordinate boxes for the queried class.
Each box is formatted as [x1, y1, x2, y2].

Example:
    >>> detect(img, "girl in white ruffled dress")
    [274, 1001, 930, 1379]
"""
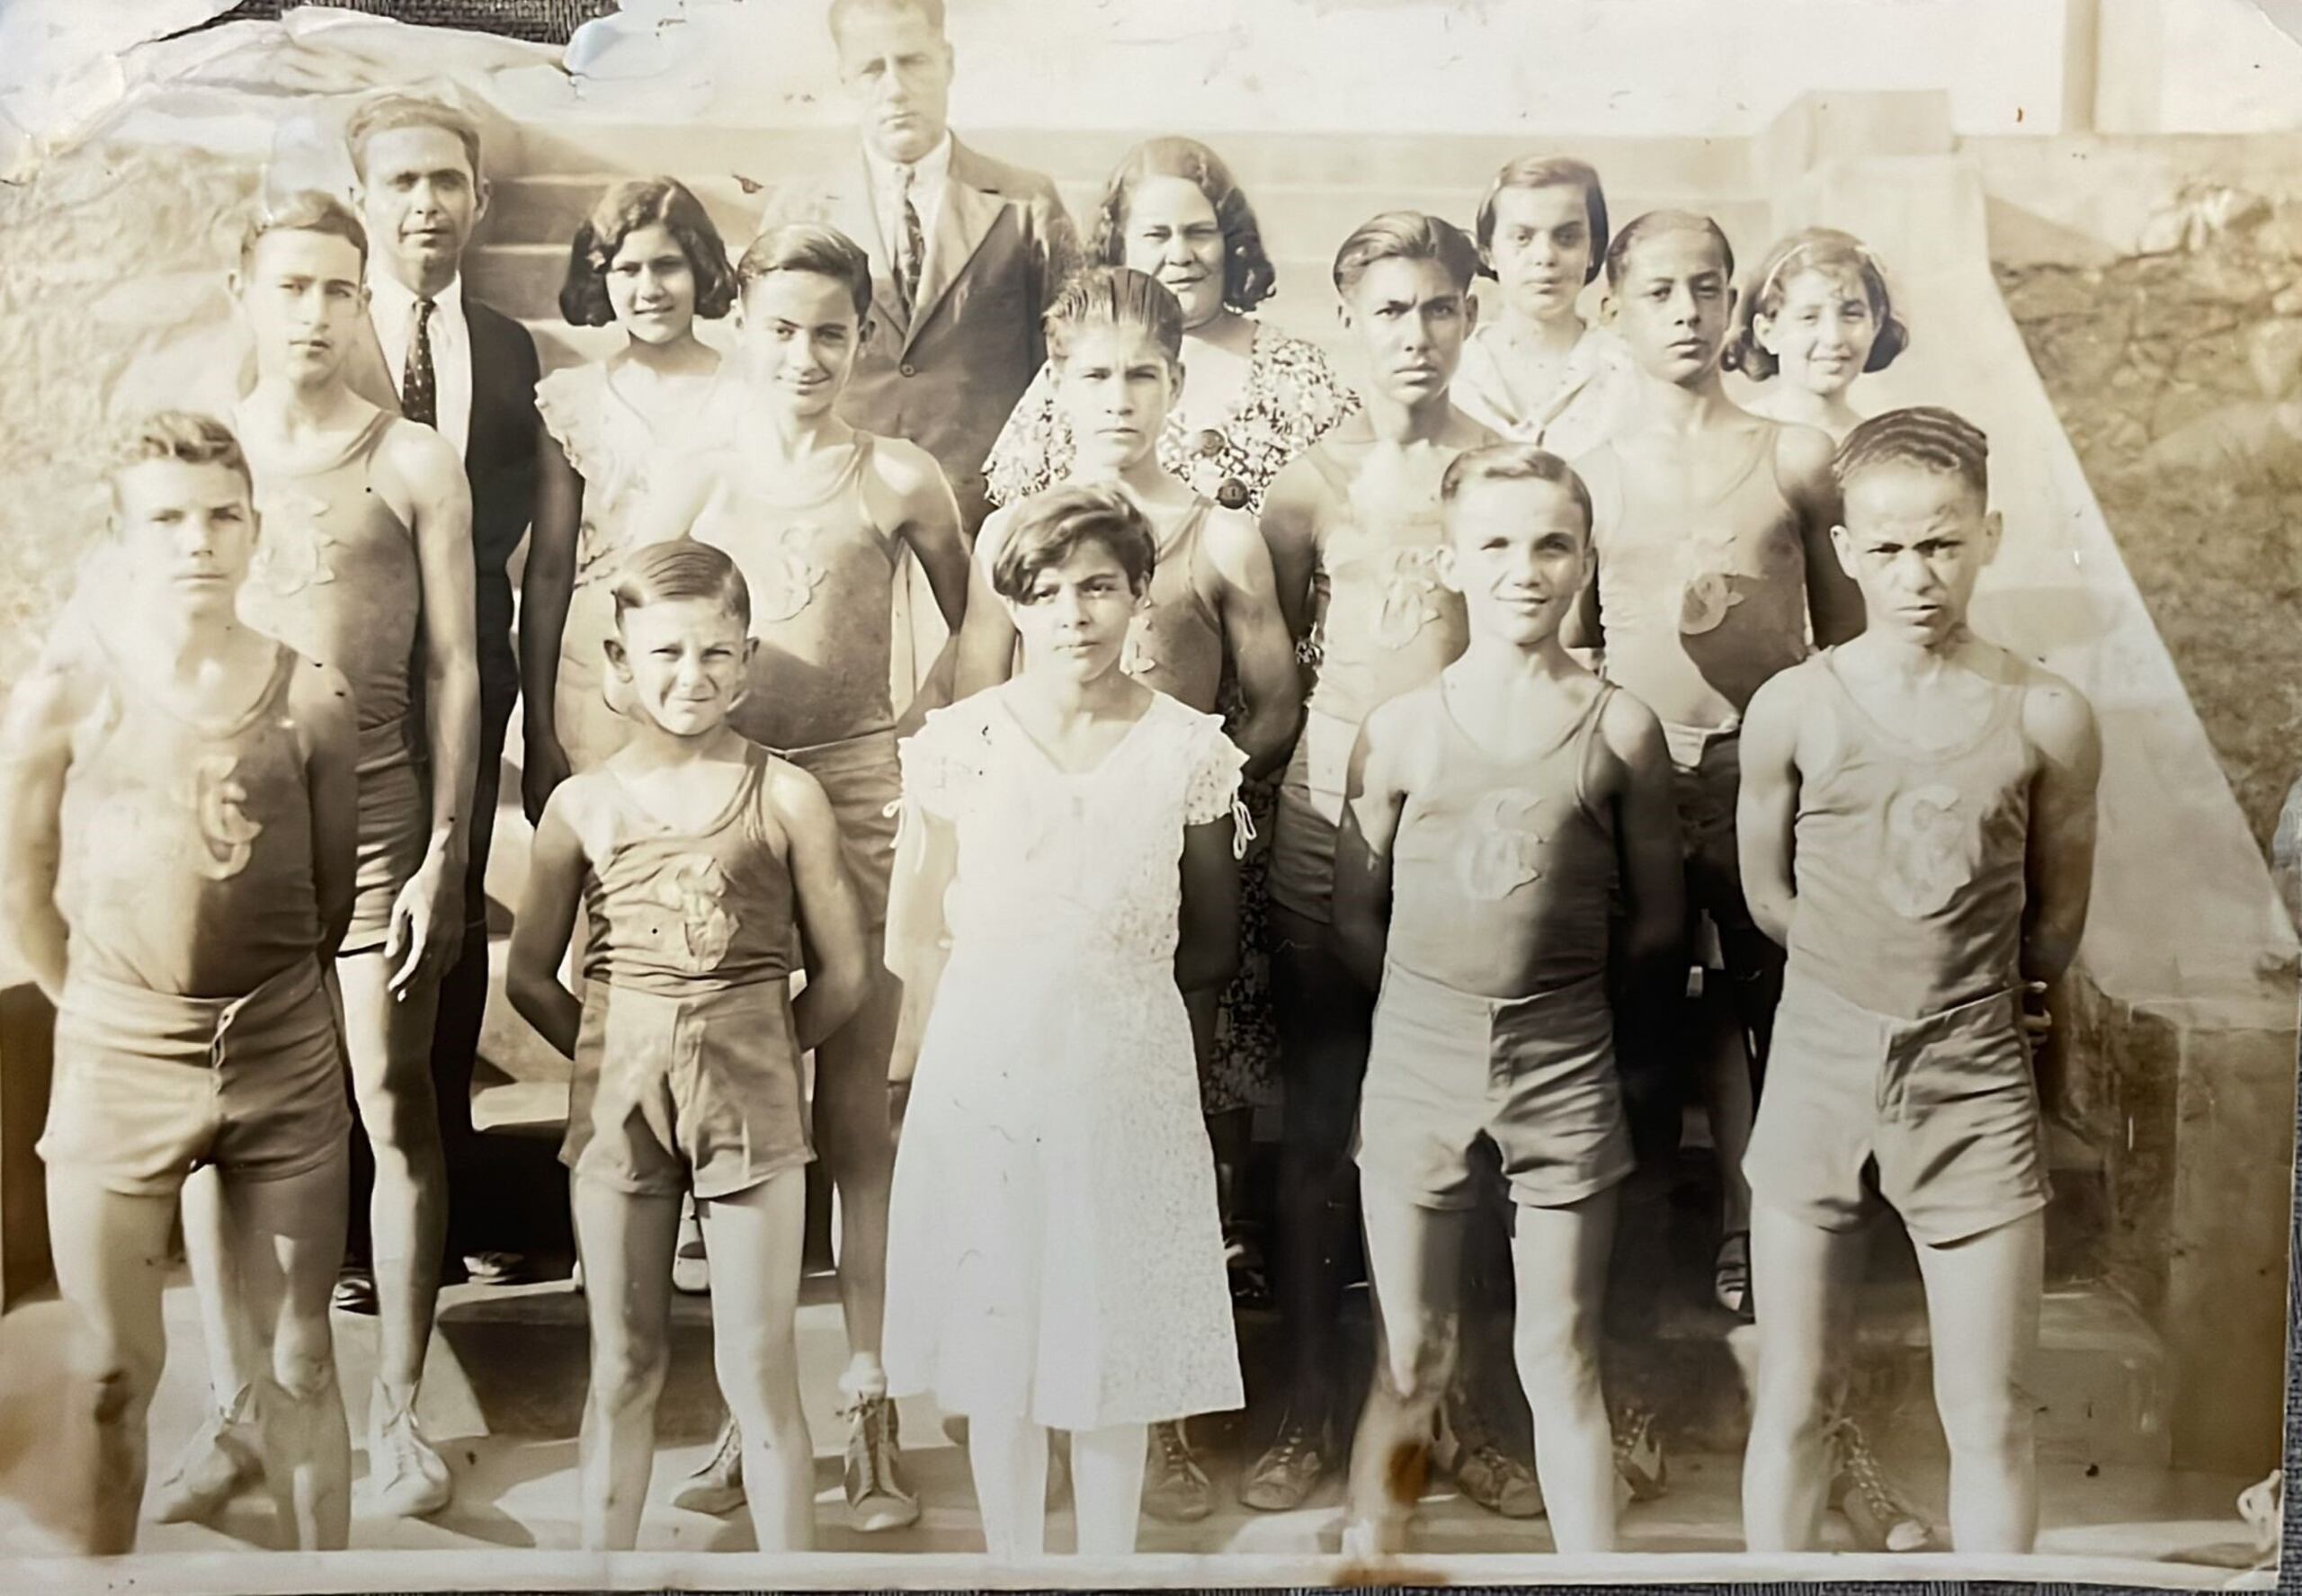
[882, 483, 1247, 1558]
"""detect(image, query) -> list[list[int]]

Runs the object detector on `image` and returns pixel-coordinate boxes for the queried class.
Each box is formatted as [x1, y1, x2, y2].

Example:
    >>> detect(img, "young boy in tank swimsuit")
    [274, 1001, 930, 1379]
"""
[509, 539, 870, 1553]
[635, 220, 970, 1529]
[183, 192, 479, 1521]
[1246, 210, 1504, 1511]
[1570, 209, 1861, 1325]
[1335, 444, 1683, 1556]
[0, 413, 361, 1553]
[1737, 407, 2099, 1556]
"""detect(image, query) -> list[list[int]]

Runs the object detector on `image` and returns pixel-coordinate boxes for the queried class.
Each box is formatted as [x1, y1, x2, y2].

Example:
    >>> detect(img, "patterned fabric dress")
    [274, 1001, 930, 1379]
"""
[981, 321, 1358, 1114]
[534, 360, 741, 771]
[880, 688, 1249, 1427]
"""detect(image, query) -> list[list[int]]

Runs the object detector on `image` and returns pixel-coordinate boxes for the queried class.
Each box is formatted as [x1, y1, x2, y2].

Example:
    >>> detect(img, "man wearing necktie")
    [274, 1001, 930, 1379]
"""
[348, 94, 547, 1335]
[691, 0, 1076, 1534]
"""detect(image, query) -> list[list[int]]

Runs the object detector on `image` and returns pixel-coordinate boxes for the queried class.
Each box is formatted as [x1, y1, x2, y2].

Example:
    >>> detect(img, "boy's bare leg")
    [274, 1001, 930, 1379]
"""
[1696, 993, 1757, 1252]
[814, 973, 897, 1382]
[570, 1181, 680, 1550]
[226, 1158, 352, 1548]
[1510, 1187, 1619, 1553]
[155, 1166, 263, 1523]
[44, 1167, 177, 1554]
[1349, 1181, 1465, 1552]
[336, 950, 450, 1510]
[180, 1167, 255, 1413]
[699, 1169, 815, 1552]
[1914, 1212, 2044, 1554]
[1742, 1208, 1864, 1551]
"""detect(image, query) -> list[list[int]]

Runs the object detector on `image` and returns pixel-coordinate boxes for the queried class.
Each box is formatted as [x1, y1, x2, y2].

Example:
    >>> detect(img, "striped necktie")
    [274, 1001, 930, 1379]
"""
[892, 165, 924, 319]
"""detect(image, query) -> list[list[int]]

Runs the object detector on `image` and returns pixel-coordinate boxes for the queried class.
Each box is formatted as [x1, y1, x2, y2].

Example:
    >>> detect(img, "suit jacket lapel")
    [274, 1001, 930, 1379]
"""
[830, 154, 910, 343]
[904, 139, 1001, 354]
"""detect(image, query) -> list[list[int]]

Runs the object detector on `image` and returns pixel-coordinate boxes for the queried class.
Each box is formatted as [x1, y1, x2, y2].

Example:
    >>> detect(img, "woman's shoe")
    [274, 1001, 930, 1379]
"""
[1826, 1414, 1935, 1552]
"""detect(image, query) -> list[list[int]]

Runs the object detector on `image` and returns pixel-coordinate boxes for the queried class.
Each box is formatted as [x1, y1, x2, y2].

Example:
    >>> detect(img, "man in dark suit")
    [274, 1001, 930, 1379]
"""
[756, 0, 1081, 700]
[342, 94, 542, 1319]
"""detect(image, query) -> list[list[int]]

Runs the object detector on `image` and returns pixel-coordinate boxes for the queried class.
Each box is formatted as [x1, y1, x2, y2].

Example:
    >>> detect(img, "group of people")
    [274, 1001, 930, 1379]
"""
[3, 0, 2101, 1565]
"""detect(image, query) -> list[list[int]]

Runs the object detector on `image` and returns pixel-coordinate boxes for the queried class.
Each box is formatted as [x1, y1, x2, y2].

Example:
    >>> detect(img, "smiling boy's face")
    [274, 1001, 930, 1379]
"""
[609, 597, 754, 736]
[739, 270, 863, 417]
[1441, 474, 1591, 648]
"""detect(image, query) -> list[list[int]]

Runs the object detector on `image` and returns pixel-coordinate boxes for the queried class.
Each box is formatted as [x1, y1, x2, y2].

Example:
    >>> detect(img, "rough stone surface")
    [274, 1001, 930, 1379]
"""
[2000, 245, 2302, 852]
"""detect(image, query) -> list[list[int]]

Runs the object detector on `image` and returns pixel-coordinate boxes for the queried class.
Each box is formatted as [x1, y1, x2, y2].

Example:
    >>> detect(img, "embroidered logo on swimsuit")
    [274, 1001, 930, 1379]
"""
[174, 753, 263, 880]
[749, 523, 829, 623]
[1878, 782, 1984, 919]
[643, 852, 737, 970]
[1457, 789, 1547, 900]
[246, 487, 337, 596]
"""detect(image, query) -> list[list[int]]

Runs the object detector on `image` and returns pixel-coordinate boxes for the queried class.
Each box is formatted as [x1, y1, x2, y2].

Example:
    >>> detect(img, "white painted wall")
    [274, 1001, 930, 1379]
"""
[2097, 0, 2302, 133]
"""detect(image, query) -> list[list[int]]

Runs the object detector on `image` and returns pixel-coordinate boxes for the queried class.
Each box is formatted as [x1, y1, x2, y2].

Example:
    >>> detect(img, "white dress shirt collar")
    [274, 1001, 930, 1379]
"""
[368, 267, 473, 460]
[863, 131, 954, 256]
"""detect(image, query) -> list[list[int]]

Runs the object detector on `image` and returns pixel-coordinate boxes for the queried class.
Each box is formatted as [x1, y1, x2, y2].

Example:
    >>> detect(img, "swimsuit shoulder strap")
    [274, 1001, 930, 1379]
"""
[1571, 679, 1618, 830]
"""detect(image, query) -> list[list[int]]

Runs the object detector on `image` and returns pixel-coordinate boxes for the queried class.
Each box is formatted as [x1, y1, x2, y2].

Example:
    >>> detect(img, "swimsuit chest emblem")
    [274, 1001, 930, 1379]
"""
[248, 487, 337, 596]
[1456, 789, 1548, 901]
[1877, 781, 1985, 919]
[176, 752, 263, 881]
[751, 523, 829, 623]
[643, 852, 737, 970]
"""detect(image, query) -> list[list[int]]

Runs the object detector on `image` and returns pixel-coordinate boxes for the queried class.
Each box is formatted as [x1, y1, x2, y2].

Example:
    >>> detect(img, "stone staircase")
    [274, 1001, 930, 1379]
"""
[442, 103, 2185, 1483]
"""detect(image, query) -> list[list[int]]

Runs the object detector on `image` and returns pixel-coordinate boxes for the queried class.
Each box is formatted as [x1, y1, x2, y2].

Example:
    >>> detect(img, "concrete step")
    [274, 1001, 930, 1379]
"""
[481, 165, 1768, 259]
[1652, 1279, 2167, 1471]
[505, 123, 1761, 199]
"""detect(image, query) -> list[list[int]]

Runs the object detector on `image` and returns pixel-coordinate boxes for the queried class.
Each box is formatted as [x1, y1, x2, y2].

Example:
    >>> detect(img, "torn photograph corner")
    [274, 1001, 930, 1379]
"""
[0, 0, 2296, 1589]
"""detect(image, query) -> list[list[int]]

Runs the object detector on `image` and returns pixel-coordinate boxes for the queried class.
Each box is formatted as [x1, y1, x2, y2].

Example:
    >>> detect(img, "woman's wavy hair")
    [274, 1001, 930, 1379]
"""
[559, 177, 737, 328]
[1729, 227, 1908, 381]
[1086, 137, 1277, 315]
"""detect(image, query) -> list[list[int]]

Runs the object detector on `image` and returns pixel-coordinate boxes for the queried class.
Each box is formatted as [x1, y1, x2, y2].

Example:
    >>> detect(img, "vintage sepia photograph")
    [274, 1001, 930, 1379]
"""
[0, 0, 2296, 1589]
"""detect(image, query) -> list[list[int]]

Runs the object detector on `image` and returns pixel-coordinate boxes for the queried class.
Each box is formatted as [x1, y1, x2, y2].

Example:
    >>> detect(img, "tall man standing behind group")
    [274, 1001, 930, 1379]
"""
[757, 0, 1080, 698]
[669, 0, 1078, 1529]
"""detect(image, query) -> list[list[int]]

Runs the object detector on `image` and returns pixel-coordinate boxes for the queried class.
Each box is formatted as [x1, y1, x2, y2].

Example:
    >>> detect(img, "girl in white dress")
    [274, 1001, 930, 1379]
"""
[882, 484, 1247, 1557]
[1454, 156, 1637, 459]
[521, 176, 742, 816]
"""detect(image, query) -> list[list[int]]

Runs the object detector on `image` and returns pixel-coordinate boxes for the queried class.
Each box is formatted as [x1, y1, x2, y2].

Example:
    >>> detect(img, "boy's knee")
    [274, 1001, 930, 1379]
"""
[81, 1354, 155, 1429]
[270, 1345, 339, 1406]
[1383, 1319, 1456, 1404]
[1937, 1382, 2030, 1456]
[593, 1341, 669, 1413]
[1512, 1306, 1601, 1384]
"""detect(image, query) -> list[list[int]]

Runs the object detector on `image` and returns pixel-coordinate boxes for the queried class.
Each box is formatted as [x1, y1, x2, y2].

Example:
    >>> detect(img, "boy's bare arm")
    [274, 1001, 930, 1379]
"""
[394, 423, 482, 992]
[950, 517, 1019, 700]
[504, 788, 589, 1058]
[1735, 669, 1807, 948]
[1176, 818, 1243, 995]
[1779, 424, 1865, 646]
[293, 660, 361, 961]
[1258, 459, 1325, 646]
[1333, 708, 1408, 994]
[880, 441, 972, 727]
[2021, 672, 2103, 991]
[774, 762, 872, 1053]
[1603, 689, 1687, 980]
[1203, 508, 1304, 778]
[0, 661, 85, 1003]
